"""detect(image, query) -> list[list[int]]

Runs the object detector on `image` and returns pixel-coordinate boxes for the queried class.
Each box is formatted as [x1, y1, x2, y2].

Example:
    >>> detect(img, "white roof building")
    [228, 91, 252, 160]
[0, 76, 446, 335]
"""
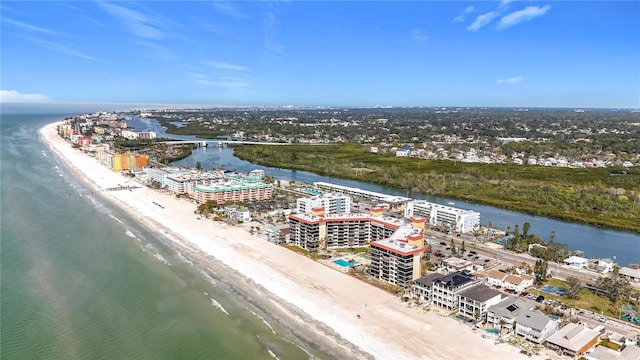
[564, 256, 589, 269]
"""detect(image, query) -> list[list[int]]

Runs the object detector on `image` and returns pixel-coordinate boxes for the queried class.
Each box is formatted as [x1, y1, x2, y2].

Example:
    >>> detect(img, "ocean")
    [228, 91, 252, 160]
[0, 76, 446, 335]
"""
[0, 113, 327, 359]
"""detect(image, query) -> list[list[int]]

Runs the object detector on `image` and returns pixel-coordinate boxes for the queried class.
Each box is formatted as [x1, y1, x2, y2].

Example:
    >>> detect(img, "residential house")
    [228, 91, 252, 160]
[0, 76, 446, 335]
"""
[486, 269, 507, 288]
[515, 308, 558, 344]
[442, 257, 474, 274]
[458, 285, 502, 322]
[486, 297, 530, 333]
[503, 274, 534, 292]
[544, 323, 600, 357]
[597, 258, 615, 274]
[585, 344, 640, 360]
[431, 272, 480, 311]
[412, 272, 445, 303]
[564, 256, 589, 269]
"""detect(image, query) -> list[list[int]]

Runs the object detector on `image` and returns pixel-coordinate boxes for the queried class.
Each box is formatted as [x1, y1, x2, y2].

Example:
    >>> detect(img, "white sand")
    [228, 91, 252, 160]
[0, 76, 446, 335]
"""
[41, 121, 556, 360]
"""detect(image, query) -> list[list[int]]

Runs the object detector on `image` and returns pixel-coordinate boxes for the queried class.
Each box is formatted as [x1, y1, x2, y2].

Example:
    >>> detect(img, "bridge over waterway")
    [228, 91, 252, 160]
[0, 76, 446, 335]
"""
[156, 140, 290, 146]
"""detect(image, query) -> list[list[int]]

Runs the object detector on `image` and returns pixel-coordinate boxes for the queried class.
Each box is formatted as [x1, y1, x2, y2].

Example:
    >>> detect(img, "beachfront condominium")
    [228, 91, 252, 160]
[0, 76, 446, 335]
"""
[369, 236, 424, 288]
[288, 207, 412, 250]
[288, 209, 426, 286]
[404, 200, 480, 233]
[96, 149, 149, 172]
[191, 181, 274, 205]
[296, 193, 351, 215]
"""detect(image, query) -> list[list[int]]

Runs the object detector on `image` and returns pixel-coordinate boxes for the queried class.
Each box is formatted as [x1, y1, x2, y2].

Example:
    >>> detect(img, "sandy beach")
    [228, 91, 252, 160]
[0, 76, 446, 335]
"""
[40, 121, 554, 360]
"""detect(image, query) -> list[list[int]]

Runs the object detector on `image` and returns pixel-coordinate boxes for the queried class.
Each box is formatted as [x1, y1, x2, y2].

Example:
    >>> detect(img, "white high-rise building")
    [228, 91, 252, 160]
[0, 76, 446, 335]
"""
[404, 200, 480, 233]
[296, 193, 351, 215]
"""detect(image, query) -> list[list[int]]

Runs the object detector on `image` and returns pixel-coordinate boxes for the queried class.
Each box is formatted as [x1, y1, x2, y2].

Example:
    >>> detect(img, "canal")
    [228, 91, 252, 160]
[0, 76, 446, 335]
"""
[130, 116, 640, 267]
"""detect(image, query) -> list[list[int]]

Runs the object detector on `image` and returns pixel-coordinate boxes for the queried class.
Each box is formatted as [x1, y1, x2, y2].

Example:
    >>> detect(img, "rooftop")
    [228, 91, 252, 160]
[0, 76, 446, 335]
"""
[460, 284, 502, 302]
[433, 271, 476, 289]
[586, 344, 640, 360]
[414, 272, 445, 288]
[545, 323, 600, 352]
[371, 237, 423, 256]
[488, 297, 530, 320]
[517, 308, 553, 331]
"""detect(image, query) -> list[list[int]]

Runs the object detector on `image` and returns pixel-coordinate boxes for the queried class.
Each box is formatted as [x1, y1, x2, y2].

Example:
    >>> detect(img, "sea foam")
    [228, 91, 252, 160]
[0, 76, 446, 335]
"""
[210, 298, 229, 316]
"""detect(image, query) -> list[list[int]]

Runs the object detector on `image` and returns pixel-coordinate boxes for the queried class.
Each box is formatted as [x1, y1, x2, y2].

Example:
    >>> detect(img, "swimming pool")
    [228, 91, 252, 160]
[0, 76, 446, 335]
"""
[540, 285, 566, 296]
[486, 328, 500, 335]
[333, 259, 359, 267]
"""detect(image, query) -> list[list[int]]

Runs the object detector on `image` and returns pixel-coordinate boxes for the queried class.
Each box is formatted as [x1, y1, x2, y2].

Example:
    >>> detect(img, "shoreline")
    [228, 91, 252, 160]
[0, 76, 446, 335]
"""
[40, 120, 553, 360]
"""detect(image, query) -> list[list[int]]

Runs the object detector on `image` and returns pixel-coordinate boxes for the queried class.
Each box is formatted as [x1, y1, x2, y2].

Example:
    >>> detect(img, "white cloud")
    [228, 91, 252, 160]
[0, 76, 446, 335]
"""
[410, 29, 429, 42]
[23, 36, 108, 63]
[497, 5, 551, 30]
[0, 90, 52, 103]
[2, 17, 68, 37]
[203, 61, 248, 72]
[453, 6, 476, 23]
[496, 76, 523, 85]
[99, 2, 165, 40]
[467, 11, 499, 31]
[499, 0, 513, 8]
[263, 6, 285, 60]
[210, 2, 247, 18]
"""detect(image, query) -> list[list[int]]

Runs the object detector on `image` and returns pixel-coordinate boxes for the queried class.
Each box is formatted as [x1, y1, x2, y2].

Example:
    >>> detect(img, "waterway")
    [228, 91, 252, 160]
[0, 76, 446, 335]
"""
[130, 117, 640, 267]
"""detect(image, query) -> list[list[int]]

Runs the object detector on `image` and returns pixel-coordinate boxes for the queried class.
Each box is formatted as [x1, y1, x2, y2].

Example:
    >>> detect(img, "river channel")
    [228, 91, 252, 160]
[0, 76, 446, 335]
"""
[130, 117, 640, 267]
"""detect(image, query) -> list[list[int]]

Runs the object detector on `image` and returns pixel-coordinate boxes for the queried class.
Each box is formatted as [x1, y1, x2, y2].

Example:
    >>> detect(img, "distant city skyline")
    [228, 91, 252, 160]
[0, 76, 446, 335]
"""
[1, 1, 638, 108]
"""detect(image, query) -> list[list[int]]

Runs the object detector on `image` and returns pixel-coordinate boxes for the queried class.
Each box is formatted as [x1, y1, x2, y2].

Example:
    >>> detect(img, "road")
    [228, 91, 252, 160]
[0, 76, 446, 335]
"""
[423, 228, 640, 290]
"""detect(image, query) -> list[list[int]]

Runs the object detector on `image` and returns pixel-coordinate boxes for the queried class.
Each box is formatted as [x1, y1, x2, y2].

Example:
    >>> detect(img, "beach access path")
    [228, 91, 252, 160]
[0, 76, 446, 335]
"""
[41, 122, 556, 360]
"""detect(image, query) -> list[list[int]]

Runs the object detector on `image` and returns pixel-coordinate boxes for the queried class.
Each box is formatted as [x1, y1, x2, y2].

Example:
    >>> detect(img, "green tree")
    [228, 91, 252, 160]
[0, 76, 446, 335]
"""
[522, 222, 531, 238]
[461, 240, 466, 254]
[450, 238, 457, 256]
[565, 276, 583, 299]
[534, 259, 548, 285]
[596, 267, 632, 304]
[195, 161, 202, 170]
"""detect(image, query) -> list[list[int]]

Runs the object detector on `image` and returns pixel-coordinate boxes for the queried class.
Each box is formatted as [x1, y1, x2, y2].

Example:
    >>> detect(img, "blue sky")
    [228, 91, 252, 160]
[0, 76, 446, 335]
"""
[1, 1, 638, 108]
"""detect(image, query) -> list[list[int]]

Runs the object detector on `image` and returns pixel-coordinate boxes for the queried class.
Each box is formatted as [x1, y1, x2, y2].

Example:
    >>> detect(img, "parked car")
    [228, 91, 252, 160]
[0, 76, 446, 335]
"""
[520, 292, 529, 297]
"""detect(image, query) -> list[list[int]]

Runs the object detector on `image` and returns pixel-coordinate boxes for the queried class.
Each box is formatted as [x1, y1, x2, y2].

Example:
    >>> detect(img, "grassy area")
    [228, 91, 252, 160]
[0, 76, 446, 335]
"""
[282, 244, 310, 256]
[234, 144, 640, 232]
[528, 278, 625, 318]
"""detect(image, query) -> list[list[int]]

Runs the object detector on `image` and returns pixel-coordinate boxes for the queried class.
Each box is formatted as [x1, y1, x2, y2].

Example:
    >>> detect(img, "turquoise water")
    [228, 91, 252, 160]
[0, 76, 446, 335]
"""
[333, 259, 358, 267]
[0, 113, 331, 360]
[485, 328, 500, 335]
